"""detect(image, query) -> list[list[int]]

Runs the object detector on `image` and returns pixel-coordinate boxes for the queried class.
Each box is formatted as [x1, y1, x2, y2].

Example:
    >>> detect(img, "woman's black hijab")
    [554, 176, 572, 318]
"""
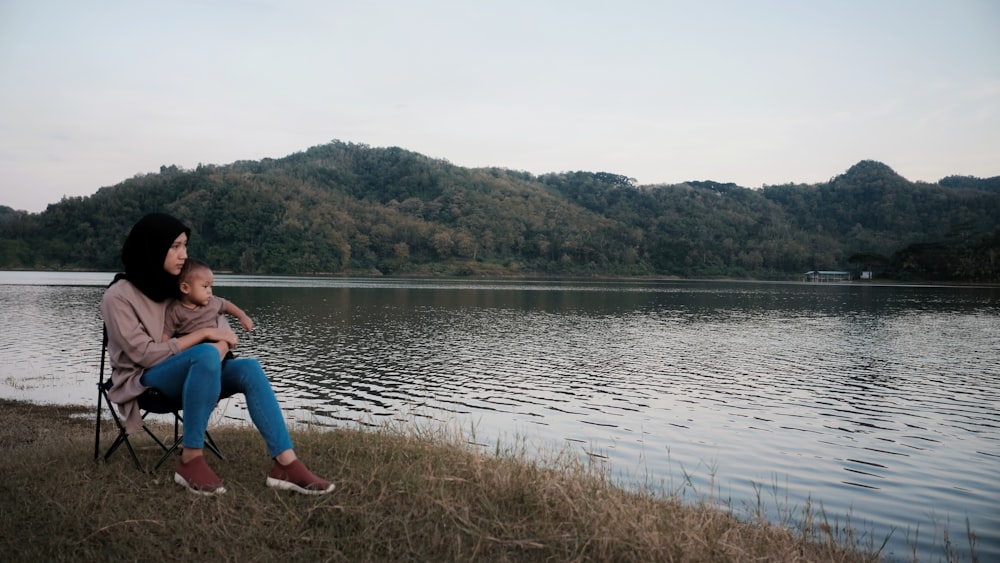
[113, 213, 190, 302]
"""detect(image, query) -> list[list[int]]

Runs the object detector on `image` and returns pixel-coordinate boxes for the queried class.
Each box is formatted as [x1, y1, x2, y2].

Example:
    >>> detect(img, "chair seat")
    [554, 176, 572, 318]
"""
[137, 387, 183, 414]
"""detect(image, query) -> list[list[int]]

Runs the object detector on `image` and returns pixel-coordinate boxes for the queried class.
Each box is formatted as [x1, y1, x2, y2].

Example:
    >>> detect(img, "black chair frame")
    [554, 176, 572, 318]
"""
[94, 328, 225, 473]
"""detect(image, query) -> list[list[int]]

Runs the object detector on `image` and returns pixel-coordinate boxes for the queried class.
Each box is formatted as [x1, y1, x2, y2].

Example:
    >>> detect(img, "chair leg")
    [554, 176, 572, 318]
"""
[140, 421, 171, 452]
[149, 414, 225, 472]
[94, 385, 102, 461]
[98, 397, 227, 473]
[95, 335, 108, 463]
[103, 429, 145, 472]
[150, 433, 224, 472]
[151, 434, 183, 472]
[205, 431, 225, 460]
[174, 412, 225, 459]
[98, 389, 145, 472]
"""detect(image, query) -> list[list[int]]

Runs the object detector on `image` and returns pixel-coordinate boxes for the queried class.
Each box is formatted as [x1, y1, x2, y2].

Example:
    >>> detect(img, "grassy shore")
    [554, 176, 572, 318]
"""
[0, 399, 889, 562]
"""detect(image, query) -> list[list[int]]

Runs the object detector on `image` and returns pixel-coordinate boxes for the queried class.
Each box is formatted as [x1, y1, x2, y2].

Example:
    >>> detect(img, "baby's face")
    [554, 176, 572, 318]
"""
[182, 269, 214, 306]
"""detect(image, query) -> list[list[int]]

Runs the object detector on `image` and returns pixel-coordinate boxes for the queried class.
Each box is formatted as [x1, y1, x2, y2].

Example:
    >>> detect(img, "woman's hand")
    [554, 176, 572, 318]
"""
[203, 327, 239, 349]
[201, 327, 238, 361]
[173, 327, 239, 357]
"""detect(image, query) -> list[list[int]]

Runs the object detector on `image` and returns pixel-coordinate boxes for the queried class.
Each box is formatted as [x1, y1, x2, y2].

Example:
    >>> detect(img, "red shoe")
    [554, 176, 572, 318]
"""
[174, 456, 226, 496]
[266, 459, 335, 495]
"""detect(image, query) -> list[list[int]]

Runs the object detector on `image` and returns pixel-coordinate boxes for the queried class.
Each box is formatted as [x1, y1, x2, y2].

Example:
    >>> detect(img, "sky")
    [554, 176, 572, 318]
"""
[1, 0, 998, 213]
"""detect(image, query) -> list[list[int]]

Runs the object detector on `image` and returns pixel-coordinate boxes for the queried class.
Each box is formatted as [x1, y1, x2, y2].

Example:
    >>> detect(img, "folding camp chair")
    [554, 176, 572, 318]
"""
[94, 327, 225, 473]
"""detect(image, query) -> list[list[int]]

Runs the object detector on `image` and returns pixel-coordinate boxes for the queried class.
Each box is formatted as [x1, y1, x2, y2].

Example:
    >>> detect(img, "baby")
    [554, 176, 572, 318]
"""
[163, 258, 254, 344]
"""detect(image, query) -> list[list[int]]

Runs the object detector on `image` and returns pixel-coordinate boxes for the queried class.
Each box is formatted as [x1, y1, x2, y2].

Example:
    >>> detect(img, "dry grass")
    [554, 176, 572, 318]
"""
[0, 398, 885, 562]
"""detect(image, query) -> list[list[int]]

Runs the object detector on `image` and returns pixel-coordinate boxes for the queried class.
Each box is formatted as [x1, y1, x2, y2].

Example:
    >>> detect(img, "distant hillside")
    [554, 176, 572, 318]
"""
[1, 141, 998, 281]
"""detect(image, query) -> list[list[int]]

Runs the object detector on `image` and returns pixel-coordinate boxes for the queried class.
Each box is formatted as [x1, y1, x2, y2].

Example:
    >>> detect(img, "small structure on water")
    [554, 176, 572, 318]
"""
[803, 270, 852, 282]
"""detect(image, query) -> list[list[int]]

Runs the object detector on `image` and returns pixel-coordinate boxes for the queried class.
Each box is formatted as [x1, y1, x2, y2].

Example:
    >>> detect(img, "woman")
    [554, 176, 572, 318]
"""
[101, 213, 334, 496]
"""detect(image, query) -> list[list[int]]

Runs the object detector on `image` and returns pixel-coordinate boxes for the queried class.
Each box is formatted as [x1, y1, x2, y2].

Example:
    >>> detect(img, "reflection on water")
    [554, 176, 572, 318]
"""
[1, 273, 997, 560]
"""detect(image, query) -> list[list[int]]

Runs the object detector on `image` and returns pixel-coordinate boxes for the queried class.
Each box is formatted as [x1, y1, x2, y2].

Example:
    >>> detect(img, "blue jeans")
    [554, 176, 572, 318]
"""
[140, 344, 294, 458]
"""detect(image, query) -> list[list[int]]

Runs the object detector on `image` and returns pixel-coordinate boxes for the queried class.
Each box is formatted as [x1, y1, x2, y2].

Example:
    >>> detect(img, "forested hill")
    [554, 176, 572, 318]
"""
[1, 141, 998, 281]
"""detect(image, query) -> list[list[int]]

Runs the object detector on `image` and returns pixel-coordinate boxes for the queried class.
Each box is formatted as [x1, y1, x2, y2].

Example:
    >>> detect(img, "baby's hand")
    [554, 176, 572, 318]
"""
[241, 317, 254, 332]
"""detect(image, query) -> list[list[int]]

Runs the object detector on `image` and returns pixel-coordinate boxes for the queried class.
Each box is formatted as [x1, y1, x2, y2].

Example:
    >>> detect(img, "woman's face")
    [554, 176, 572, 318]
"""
[163, 233, 188, 276]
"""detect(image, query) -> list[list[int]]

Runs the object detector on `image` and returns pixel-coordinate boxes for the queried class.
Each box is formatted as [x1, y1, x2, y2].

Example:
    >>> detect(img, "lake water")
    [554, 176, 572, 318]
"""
[1, 272, 997, 561]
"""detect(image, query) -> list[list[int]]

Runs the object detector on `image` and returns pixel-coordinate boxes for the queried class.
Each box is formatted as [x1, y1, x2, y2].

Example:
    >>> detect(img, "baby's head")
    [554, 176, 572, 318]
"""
[178, 258, 215, 306]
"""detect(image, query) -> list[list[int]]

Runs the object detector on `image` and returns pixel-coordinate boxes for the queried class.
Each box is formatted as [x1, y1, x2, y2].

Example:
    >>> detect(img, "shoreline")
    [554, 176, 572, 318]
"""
[2, 268, 999, 289]
[1, 397, 889, 562]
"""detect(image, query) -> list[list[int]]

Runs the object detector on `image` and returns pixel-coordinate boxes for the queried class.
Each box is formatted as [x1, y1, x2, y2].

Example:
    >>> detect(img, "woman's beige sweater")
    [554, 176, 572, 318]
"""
[100, 279, 181, 434]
